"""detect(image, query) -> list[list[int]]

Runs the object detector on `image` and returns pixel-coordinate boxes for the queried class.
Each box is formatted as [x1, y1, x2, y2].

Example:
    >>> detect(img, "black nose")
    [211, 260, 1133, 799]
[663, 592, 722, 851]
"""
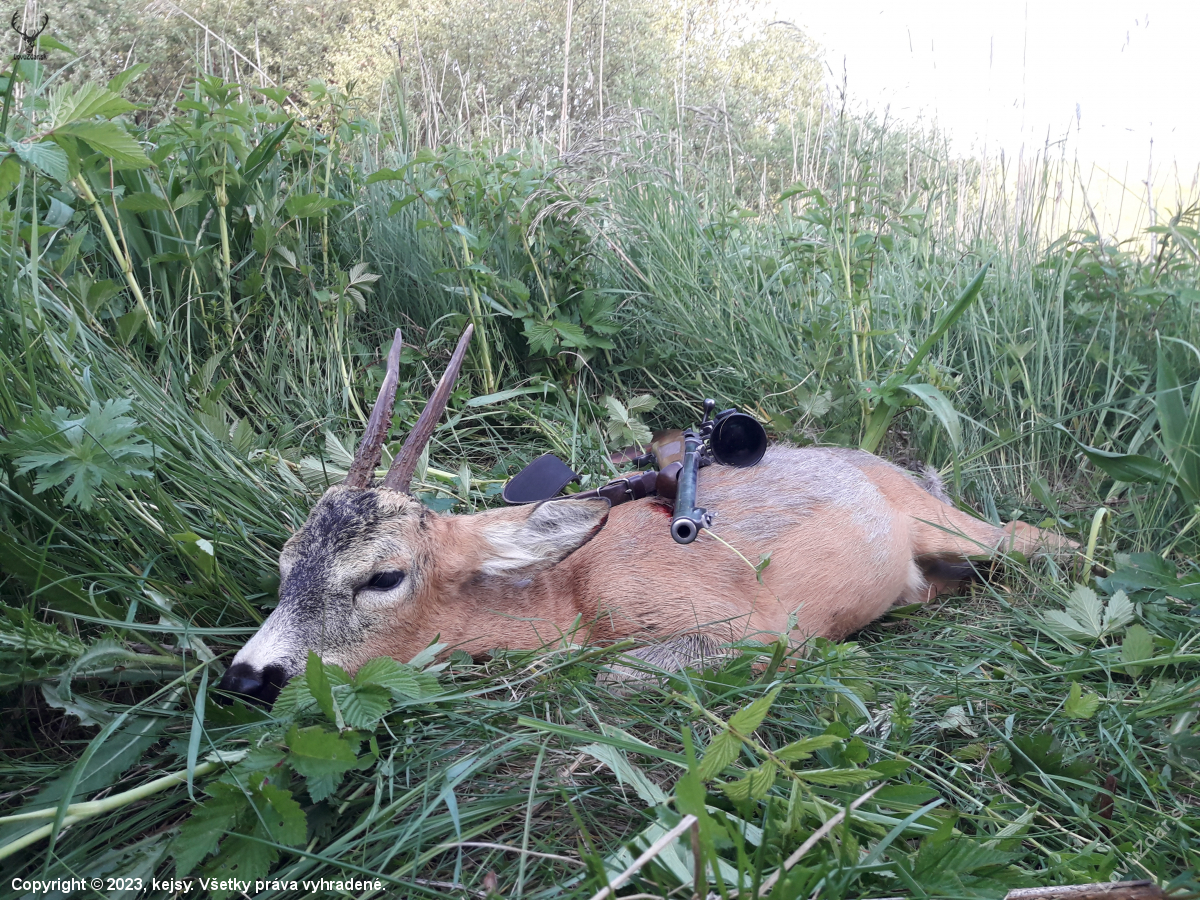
[216, 662, 289, 707]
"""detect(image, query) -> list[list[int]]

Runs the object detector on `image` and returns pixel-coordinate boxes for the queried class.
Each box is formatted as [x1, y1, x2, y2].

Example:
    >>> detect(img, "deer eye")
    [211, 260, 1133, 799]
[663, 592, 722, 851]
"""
[364, 570, 405, 591]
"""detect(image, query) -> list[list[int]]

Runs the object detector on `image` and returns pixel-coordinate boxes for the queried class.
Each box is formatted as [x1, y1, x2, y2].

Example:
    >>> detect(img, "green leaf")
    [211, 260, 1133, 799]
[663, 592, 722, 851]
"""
[1102, 589, 1134, 632]
[365, 167, 410, 183]
[203, 834, 275, 899]
[107, 63, 151, 95]
[119, 191, 170, 212]
[625, 394, 658, 414]
[719, 761, 777, 802]
[256, 780, 307, 846]
[1063, 682, 1100, 720]
[284, 192, 349, 218]
[580, 743, 668, 806]
[57, 121, 151, 168]
[338, 683, 391, 729]
[9, 399, 154, 510]
[172, 188, 206, 210]
[387, 194, 421, 216]
[172, 531, 215, 576]
[1121, 624, 1154, 677]
[173, 781, 245, 876]
[900, 382, 962, 451]
[50, 82, 136, 125]
[0, 153, 19, 198]
[1156, 343, 1200, 504]
[913, 836, 1021, 893]
[286, 725, 360, 802]
[728, 686, 781, 735]
[353, 656, 433, 699]
[11, 140, 70, 183]
[793, 766, 883, 785]
[1080, 449, 1166, 484]
[305, 651, 338, 724]
[697, 731, 742, 781]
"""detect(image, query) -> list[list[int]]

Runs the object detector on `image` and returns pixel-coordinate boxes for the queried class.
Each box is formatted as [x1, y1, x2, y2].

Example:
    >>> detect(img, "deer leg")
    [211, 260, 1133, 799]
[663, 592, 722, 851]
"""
[910, 503, 1077, 560]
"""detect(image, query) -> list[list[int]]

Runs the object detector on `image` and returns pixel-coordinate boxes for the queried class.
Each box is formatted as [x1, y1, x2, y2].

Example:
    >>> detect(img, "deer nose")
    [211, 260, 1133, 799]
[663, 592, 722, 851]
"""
[217, 662, 289, 706]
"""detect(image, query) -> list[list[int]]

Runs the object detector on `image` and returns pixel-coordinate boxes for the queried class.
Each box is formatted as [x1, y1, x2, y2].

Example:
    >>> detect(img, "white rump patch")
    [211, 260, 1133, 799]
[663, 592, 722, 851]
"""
[481, 499, 608, 576]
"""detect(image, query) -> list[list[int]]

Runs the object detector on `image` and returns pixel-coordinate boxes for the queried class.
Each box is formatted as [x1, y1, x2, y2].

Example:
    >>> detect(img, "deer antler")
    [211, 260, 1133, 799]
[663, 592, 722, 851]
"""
[344, 328, 403, 488]
[383, 323, 474, 493]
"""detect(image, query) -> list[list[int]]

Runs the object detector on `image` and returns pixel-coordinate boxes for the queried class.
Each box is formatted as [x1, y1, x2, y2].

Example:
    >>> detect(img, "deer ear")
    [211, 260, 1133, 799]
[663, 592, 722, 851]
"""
[480, 499, 609, 576]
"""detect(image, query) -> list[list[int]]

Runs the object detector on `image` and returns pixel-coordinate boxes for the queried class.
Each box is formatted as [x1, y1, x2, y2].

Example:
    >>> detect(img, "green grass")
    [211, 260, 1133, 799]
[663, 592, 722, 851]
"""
[1, 63, 1199, 899]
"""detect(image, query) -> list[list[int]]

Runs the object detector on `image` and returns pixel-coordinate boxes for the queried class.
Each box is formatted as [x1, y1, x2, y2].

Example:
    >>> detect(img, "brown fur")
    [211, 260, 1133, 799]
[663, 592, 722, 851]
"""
[230, 445, 1076, 682]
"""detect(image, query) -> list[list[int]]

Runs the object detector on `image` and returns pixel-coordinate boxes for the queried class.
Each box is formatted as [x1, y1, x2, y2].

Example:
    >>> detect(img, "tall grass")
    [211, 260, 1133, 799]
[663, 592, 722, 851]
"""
[1, 53, 1199, 898]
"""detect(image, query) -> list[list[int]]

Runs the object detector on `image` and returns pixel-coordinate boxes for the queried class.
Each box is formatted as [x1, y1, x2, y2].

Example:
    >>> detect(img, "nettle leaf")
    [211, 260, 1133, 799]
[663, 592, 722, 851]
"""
[697, 731, 742, 781]
[286, 725, 360, 802]
[172, 188, 206, 210]
[728, 686, 781, 735]
[201, 777, 305, 900]
[204, 835, 275, 900]
[913, 836, 1022, 893]
[1121, 624, 1154, 677]
[1102, 589, 1134, 632]
[255, 780, 307, 845]
[9, 399, 154, 510]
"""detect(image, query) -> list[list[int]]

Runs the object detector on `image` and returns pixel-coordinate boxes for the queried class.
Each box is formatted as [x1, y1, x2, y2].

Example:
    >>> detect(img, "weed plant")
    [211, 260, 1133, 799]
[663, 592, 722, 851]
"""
[0, 52, 1199, 900]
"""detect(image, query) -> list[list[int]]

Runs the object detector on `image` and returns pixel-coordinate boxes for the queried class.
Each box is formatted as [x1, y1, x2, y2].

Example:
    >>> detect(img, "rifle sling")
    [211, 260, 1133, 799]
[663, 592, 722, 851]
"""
[550, 462, 682, 508]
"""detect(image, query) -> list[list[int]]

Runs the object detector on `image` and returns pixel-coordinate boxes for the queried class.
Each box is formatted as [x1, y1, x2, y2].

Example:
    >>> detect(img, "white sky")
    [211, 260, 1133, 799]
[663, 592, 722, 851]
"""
[779, 1, 1198, 172]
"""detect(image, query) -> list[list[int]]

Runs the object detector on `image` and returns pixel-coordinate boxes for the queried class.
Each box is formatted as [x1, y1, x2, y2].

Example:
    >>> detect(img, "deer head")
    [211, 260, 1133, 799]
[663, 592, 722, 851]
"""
[218, 325, 610, 704]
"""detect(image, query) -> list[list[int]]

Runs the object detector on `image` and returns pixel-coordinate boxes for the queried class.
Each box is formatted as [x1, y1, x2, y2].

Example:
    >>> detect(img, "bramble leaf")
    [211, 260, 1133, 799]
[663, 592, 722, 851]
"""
[1121, 624, 1154, 677]
[1063, 683, 1100, 720]
[697, 731, 742, 781]
[793, 767, 883, 785]
[58, 121, 151, 168]
[173, 781, 245, 876]
[728, 686, 781, 735]
[777, 734, 843, 761]
[338, 683, 390, 730]
[286, 725, 359, 801]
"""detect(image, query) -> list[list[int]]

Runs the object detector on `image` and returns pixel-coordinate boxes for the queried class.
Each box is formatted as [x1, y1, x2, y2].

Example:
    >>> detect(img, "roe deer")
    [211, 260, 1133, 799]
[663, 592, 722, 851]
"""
[219, 326, 1075, 704]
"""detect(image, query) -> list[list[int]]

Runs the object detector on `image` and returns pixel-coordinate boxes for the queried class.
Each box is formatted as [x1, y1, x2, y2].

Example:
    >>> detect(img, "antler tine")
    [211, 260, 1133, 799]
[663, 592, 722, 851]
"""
[383, 323, 474, 494]
[344, 328, 404, 489]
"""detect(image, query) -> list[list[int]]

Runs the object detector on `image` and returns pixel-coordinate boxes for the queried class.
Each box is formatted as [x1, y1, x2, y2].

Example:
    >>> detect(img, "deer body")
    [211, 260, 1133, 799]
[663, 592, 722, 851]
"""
[222, 435, 1066, 703]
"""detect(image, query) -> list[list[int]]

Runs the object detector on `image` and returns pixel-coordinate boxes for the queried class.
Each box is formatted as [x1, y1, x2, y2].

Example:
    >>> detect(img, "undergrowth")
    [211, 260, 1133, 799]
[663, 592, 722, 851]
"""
[1, 53, 1199, 900]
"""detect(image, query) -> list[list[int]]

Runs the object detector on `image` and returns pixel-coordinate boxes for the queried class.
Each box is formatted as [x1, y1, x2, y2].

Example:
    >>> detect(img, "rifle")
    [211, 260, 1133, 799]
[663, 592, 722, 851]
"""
[503, 398, 767, 545]
[665, 399, 767, 543]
